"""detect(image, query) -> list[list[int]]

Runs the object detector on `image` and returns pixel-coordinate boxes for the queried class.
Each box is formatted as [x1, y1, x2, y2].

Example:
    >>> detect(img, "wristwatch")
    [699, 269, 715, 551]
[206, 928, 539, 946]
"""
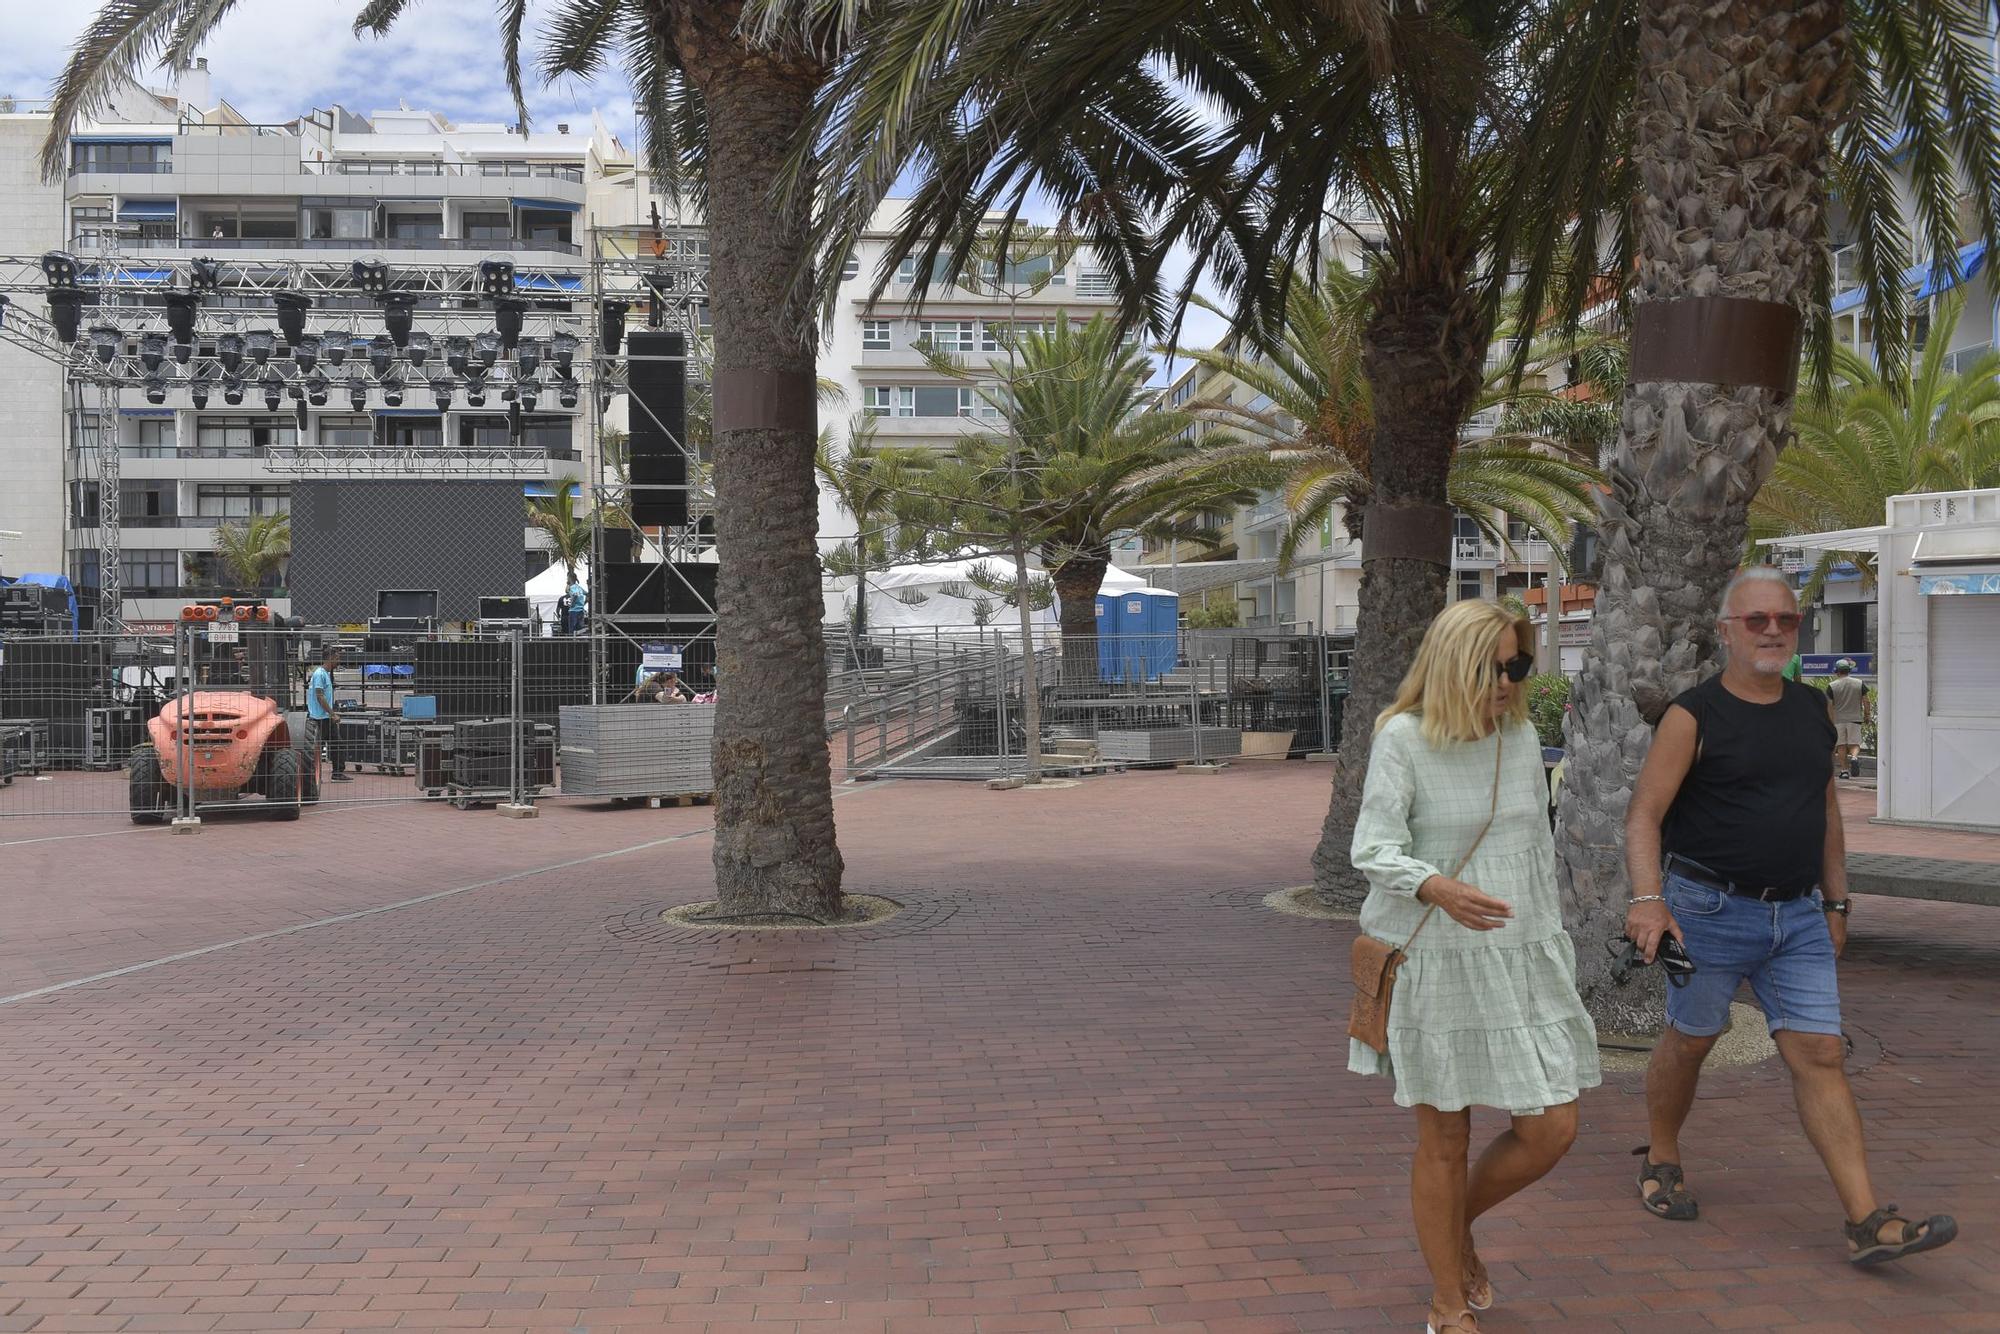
[1823, 898, 1851, 917]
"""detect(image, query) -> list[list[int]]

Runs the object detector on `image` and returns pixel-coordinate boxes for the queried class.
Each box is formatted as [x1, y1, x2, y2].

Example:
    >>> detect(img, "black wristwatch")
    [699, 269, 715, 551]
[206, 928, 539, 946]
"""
[1823, 898, 1851, 917]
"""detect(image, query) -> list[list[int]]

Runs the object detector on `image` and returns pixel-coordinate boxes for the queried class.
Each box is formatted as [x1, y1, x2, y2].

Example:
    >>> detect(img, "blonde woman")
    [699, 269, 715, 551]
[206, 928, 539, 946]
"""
[1349, 600, 1600, 1334]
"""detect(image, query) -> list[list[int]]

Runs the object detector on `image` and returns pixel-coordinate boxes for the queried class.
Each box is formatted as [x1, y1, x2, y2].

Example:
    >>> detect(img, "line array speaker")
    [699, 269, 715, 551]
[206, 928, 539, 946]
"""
[627, 330, 688, 528]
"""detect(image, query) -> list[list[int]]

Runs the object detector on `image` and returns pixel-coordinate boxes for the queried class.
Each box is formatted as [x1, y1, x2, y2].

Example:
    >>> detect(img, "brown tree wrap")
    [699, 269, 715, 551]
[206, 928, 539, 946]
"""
[712, 368, 817, 435]
[1360, 501, 1453, 567]
[1629, 296, 1803, 398]
[1348, 732, 1505, 1054]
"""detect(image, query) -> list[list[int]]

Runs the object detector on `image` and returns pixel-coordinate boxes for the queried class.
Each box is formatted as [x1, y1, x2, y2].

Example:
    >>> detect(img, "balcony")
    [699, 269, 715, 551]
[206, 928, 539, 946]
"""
[102, 233, 582, 256]
[1453, 535, 1499, 566]
[302, 159, 584, 183]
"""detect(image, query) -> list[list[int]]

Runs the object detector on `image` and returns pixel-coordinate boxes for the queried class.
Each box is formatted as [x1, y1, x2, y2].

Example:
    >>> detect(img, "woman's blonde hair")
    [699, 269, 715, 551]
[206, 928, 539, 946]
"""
[1374, 600, 1534, 746]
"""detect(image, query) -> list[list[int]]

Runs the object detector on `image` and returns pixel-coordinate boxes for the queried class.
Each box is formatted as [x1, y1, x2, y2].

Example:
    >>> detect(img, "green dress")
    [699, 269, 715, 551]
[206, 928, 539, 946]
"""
[1347, 712, 1601, 1115]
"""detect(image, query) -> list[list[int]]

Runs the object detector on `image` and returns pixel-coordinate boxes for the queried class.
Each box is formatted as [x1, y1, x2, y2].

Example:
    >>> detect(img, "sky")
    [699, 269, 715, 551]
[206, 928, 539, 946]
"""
[2, 1, 1225, 378]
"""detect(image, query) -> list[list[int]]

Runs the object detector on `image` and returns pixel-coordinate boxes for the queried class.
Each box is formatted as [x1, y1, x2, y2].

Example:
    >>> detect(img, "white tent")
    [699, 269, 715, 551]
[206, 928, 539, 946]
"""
[825, 556, 1147, 631]
[526, 561, 584, 631]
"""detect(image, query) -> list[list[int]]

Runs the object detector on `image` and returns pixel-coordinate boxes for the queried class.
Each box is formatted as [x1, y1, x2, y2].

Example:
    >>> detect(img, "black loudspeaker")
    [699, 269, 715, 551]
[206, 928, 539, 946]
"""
[627, 330, 688, 528]
[600, 562, 665, 616]
[414, 641, 508, 721]
[667, 562, 719, 617]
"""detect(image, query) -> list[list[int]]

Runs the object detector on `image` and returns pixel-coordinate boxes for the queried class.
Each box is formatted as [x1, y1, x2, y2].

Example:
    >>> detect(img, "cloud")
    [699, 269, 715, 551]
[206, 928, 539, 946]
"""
[0, 0, 627, 129]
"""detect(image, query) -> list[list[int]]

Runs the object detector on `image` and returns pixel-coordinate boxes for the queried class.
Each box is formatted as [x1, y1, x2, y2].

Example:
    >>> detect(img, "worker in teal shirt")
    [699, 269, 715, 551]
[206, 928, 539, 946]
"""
[306, 643, 350, 782]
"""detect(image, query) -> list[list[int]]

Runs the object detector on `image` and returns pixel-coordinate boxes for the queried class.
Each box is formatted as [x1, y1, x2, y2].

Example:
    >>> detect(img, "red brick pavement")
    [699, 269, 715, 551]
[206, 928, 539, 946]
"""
[1, 766, 1996, 1332]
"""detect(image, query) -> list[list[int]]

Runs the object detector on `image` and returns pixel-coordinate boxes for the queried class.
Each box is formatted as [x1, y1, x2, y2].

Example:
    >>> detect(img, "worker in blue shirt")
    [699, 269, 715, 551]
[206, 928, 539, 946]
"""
[306, 643, 350, 782]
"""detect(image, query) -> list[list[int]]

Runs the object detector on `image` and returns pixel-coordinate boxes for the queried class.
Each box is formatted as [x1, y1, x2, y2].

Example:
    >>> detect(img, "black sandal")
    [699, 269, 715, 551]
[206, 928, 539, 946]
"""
[1633, 1146, 1699, 1221]
[1845, 1205, 1958, 1265]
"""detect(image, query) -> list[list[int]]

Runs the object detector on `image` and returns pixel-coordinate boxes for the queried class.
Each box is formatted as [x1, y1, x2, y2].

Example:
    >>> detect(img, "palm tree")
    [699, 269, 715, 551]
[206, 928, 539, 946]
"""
[526, 491, 592, 589]
[1751, 295, 2000, 598]
[792, 0, 1647, 908]
[1545, 1, 2000, 1028]
[815, 413, 932, 639]
[1178, 267, 1607, 573]
[46, 0, 854, 920]
[211, 512, 290, 591]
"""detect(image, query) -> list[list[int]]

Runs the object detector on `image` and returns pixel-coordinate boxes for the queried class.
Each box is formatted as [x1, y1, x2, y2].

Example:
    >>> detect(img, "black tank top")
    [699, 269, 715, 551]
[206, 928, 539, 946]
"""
[1660, 674, 1836, 893]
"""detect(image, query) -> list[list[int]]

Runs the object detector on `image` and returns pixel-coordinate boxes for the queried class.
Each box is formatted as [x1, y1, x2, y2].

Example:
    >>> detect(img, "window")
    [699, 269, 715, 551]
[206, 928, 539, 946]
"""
[1456, 570, 1483, 602]
[896, 257, 917, 283]
[121, 549, 181, 595]
[958, 386, 1000, 420]
[462, 211, 509, 242]
[917, 320, 978, 352]
[1506, 516, 1531, 543]
[307, 207, 373, 240]
[70, 141, 171, 173]
[121, 482, 178, 525]
[381, 416, 444, 454]
[981, 321, 1057, 351]
[386, 212, 442, 241]
[840, 255, 861, 282]
[912, 386, 959, 417]
[864, 385, 913, 417]
[194, 416, 295, 458]
[124, 419, 175, 458]
[1076, 268, 1115, 298]
[71, 482, 100, 526]
[862, 320, 892, 351]
[240, 214, 299, 240]
[461, 414, 574, 458]
[318, 416, 372, 455]
[518, 208, 572, 244]
[196, 485, 288, 518]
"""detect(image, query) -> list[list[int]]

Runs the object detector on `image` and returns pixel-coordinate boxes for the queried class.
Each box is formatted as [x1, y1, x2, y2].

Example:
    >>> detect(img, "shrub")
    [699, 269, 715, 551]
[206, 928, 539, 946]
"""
[1526, 672, 1571, 749]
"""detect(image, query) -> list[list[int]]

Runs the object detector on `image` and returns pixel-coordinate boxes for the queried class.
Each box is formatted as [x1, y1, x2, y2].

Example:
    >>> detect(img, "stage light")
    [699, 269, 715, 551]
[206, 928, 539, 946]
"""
[493, 298, 526, 351]
[551, 331, 577, 376]
[347, 377, 367, 412]
[40, 250, 80, 288]
[46, 289, 84, 342]
[326, 339, 350, 368]
[556, 375, 578, 408]
[446, 336, 469, 375]
[140, 332, 166, 374]
[464, 375, 487, 408]
[188, 256, 221, 294]
[404, 330, 432, 369]
[431, 375, 455, 410]
[368, 334, 394, 377]
[145, 376, 167, 405]
[380, 291, 417, 348]
[352, 257, 390, 294]
[514, 338, 541, 379]
[287, 376, 307, 404]
[501, 381, 518, 404]
[262, 372, 283, 412]
[189, 372, 210, 409]
[479, 258, 515, 297]
[273, 291, 311, 346]
[518, 381, 539, 412]
[246, 328, 275, 367]
[293, 333, 321, 373]
[88, 325, 119, 366]
[223, 375, 246, 406]
[599, 299, 628, 356]
[382, 377, 404, 408]
[217, 333, 244, 375]
[164, 291, 197, 355]
[306, 371, 329, 406]
[473, 330, 501, 370]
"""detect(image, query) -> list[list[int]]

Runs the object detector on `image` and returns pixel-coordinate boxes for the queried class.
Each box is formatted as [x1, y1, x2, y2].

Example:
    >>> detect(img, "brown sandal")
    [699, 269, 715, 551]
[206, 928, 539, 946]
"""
[1462, 1239, 1493, 1311]
[1845, 1205, 1958, 1265]
[1634, 1146, 1698, 1221]
[1427, 1303, 1480, 1334]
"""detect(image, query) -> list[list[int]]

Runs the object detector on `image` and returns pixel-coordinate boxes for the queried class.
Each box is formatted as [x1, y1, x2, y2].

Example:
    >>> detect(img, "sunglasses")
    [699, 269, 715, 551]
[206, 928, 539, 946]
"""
[1487, 653, 1534, 684]
[1608, 935, 1697, 988]
[1722, 612, 1802, 634]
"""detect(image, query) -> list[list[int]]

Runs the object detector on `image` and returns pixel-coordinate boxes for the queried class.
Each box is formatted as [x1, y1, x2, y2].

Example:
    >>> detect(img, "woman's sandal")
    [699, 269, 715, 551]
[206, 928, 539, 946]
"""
[1426, 1302, 1480, 1333]
[1461, 1239, 1493, 1311]
[1634, 1146, 1699, 1221]
[1845, 1205, 1959, 1265]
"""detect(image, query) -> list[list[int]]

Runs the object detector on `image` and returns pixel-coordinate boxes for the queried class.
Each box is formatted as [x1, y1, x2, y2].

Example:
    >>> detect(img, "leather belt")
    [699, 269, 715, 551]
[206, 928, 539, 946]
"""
[1664, 855, 1812, 903]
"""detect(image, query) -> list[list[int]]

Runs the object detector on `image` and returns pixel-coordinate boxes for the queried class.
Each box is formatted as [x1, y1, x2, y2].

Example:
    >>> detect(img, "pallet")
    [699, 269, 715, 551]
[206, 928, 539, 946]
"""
[647, 791, 714, 809]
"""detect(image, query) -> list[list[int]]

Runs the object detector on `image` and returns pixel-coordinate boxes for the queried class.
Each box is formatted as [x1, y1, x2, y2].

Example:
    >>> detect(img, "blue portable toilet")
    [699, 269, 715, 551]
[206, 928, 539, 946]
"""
[1125, 587, 1179, 680]
[1094, 591, 1124, 681]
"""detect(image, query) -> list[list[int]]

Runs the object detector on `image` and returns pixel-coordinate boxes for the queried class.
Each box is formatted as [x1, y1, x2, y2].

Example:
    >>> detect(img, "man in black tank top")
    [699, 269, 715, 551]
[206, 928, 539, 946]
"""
[1620, 568, 1957, 1265]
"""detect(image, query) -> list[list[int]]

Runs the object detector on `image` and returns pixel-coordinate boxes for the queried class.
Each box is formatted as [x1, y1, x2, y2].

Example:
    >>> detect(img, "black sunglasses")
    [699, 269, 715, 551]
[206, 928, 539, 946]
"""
[1608, 935, 1697, 988]
[1488, 653, 1534, 684]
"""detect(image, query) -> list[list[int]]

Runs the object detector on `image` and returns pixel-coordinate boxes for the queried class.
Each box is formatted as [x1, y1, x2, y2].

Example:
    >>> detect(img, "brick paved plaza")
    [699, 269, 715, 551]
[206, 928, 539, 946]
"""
[2, 767, 1996, 1332]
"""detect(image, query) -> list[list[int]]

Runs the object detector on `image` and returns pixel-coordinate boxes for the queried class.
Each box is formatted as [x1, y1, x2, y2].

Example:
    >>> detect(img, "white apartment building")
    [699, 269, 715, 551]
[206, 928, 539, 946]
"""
[21, 63, 619, 626]
[0, 102, 68, 579]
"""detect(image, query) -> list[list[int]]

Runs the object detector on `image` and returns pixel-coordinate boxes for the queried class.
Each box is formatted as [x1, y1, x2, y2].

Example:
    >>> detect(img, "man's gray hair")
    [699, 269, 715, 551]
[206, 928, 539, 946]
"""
[1718, 565, 1796, 619]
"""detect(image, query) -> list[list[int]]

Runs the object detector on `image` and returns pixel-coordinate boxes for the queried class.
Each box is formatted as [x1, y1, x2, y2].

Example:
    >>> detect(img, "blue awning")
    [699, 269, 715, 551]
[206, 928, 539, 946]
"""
[120, 408, 175, 418]
[72, 135, 171, 146]
[117, 200, 176, 219]
[1829, 239, 1987, 315]
[1919, 571, 2000, 596]
[80, 267, 172, 285]
[516, 272, 582, 292]
[511, 197, 579, 214]
[373, 409, 441, 417]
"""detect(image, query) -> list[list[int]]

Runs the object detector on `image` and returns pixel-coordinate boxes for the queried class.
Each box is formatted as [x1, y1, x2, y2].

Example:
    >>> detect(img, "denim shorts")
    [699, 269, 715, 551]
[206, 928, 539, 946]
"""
[1663, 872, 1842, 1038]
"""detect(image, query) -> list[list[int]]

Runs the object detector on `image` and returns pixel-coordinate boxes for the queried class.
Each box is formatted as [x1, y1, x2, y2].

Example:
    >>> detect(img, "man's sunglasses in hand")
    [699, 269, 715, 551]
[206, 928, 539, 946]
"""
[1609, 935, 1697, 988]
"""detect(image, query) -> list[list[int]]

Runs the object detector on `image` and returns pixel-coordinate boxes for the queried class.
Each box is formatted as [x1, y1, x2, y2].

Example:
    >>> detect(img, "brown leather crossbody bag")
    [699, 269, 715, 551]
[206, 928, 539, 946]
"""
[1348, 731, 1505, 1054]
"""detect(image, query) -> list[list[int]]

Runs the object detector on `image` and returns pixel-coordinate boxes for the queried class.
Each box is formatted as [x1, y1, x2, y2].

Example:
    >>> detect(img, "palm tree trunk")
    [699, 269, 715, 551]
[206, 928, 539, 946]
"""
[1311, 282, 1486, 909]
[1556, 0, 1844, 1030]
[680, 7, 843, 919]
[1049, 548, 1109, 682]
[1011, 530, 1046, 784]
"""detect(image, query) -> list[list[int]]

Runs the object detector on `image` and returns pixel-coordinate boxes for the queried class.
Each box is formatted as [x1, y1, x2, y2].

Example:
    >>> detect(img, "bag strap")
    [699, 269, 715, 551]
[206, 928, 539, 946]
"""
[1398, 727, 1506, 953]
